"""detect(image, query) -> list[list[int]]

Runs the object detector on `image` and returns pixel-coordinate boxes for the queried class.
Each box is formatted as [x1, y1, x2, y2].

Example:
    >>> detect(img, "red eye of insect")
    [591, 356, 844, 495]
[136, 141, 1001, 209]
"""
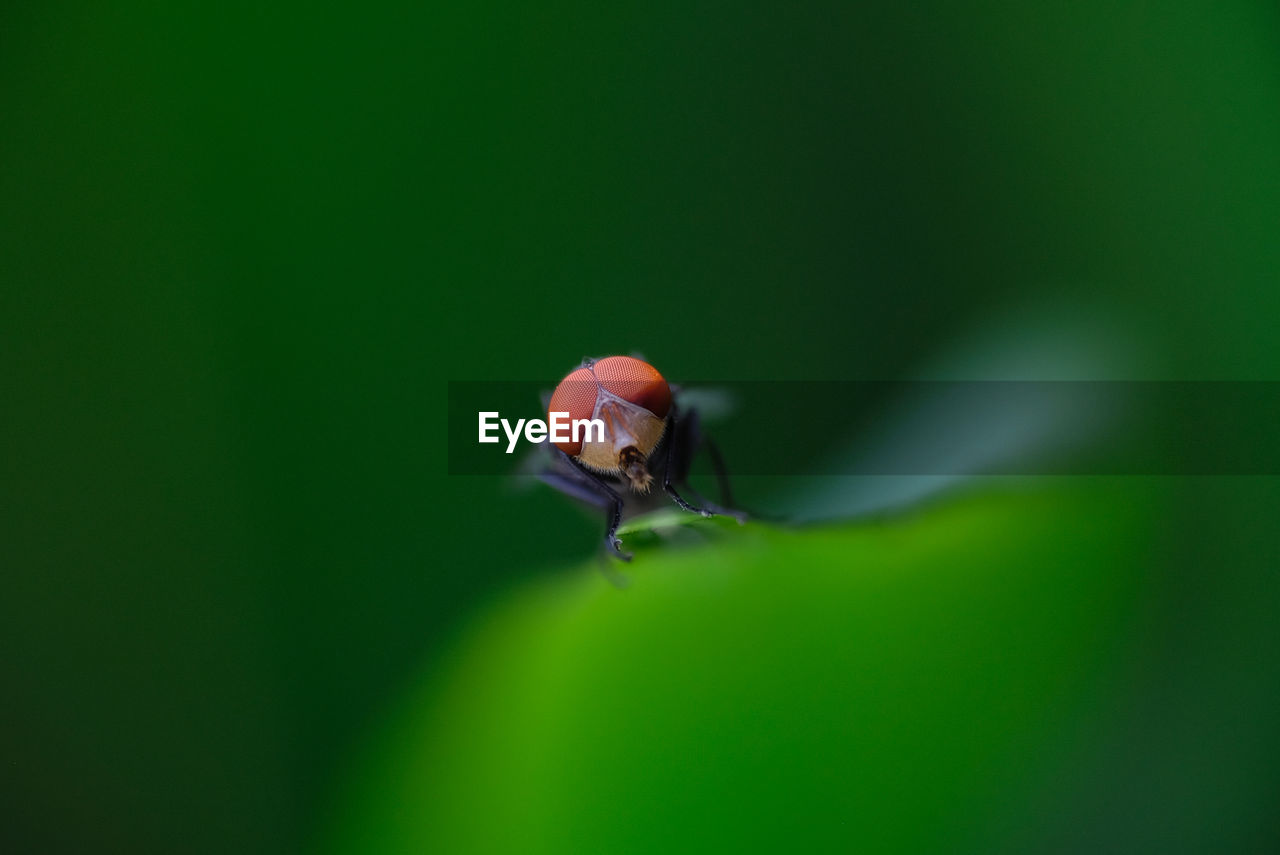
[546, 368, 598, 456]
[547, 356, 671, 456]
[540, 354, 744, 561]
[591, 356, 672, 420]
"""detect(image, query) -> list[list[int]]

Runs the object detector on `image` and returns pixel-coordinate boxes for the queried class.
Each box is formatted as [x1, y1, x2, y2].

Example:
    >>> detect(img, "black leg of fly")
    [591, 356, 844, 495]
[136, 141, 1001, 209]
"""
[662, 407, 749, 523]
[545, 447, 632, 561]
[540, 405, 745, 569]
[661, 445, 713, 518]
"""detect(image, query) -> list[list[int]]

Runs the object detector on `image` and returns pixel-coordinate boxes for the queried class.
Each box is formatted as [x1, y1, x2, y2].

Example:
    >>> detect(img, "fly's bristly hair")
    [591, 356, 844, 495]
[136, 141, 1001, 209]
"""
[618, 445, 653, 493]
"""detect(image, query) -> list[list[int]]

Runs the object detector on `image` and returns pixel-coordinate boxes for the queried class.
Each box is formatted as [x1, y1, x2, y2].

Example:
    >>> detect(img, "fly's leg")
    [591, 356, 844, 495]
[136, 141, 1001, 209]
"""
[547, 448, 632, 560]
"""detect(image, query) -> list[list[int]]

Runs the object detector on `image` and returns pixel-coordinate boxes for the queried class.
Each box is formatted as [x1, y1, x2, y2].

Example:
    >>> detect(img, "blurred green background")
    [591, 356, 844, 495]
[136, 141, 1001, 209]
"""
[3, 2, 1278, 853]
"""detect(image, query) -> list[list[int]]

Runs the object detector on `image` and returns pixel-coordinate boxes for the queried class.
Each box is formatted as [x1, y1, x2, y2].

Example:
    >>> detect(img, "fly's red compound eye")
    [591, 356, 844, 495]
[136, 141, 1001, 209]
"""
[546, 356, 672, 458]
[540, 354, 743, 558]
[590, 356, 671, 419]
[547, 367, 598, 456]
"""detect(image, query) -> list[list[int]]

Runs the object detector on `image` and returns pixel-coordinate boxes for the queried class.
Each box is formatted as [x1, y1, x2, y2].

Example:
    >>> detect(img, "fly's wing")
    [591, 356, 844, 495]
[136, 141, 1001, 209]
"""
[507, 388, 556, 491]
[510, 442, 551, 485]
[671, 386, 737, 423]
[537, 460, 612, 509]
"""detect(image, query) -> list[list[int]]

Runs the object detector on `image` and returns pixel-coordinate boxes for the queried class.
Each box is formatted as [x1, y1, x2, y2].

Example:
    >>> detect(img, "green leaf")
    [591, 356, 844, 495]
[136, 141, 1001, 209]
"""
[327, 479, 1158, 855]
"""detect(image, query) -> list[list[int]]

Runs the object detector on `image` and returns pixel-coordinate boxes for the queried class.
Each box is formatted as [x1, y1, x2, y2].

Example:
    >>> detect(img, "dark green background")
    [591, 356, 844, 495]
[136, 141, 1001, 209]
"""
[4, 2, 1278, 852]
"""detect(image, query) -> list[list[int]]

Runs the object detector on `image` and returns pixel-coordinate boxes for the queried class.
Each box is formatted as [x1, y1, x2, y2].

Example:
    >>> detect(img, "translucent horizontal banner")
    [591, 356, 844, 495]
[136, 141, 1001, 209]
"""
[447, 381, 1280, 476]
